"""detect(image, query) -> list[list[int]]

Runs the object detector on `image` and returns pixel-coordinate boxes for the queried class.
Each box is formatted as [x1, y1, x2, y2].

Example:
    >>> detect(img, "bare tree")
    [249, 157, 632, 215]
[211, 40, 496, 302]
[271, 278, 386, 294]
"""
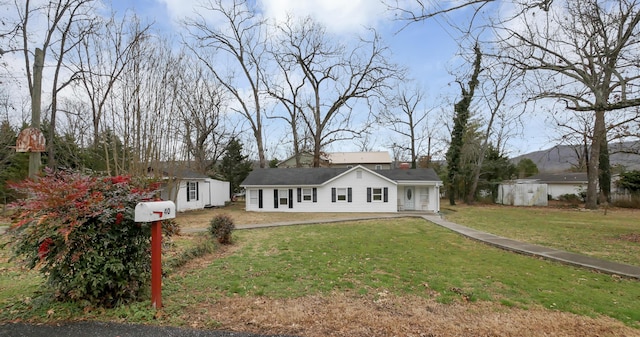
[112, 34, 183, 175]
[378, 83, 433, 168]
[466, 56, 524, 203]
[276, 17, 400, 167]
[75, 11, 150, 148]
[174, 58, 233, 174]
[497, 0, 640, 209]
[183, 0, 268, 168]
[264, 16, 307, 167]
[16, 0, 96, 170]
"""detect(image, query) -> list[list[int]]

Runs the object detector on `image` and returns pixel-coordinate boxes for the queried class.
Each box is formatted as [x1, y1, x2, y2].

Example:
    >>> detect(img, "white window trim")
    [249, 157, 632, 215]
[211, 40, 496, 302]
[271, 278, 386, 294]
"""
[336, 188, 348, 201]
[302, 188, 312, 202]
[249, 189, 258, 205]
[187, 181, 197, 201]
[372, 187, 383, 201]
[279, 189, 289, 205]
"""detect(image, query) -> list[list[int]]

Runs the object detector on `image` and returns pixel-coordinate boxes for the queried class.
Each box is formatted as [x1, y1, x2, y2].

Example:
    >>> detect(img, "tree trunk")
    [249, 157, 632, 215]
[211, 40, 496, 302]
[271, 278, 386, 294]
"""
[586, 110, 605, 209]
[446, 43, 482, 206]
[599, 133, 611, 203]
[29, 48, 44, 179]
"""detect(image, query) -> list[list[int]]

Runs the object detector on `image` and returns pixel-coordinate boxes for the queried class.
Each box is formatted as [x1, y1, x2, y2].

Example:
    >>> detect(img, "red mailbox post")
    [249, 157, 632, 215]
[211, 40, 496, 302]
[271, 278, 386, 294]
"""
[134, 201, 176, 309]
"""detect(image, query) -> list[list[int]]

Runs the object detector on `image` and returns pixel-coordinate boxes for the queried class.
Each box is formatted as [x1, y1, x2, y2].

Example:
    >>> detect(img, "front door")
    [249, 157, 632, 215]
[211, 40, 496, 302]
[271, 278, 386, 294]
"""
[404, 187, 415, 210]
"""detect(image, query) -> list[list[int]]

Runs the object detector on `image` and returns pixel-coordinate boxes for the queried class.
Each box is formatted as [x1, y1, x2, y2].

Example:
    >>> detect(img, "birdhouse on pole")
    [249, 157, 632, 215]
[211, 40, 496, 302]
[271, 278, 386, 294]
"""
[15, 128, 46, 153]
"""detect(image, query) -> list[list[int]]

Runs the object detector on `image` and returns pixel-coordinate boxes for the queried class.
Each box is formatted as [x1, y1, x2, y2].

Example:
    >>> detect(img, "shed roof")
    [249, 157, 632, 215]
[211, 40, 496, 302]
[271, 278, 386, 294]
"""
[527, 172, 588, 184]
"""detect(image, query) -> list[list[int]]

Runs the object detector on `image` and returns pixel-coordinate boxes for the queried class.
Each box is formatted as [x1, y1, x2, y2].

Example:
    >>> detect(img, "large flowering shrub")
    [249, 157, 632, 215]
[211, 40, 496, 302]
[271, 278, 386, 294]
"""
[8, 169, 169, 307]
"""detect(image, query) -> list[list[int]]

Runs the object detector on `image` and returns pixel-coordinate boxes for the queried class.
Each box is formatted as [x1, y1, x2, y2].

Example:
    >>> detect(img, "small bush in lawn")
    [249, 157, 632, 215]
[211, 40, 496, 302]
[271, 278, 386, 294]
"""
[7, 169, 171, 308]
[209, 214, 235, 244]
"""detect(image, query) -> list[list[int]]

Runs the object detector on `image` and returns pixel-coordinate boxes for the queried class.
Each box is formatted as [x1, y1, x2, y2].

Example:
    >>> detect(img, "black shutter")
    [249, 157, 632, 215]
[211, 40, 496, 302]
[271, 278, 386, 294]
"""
[312, 188, 317, 202]
[274, 189, 279, 208]
[383, 187, 388, 202]
[196, 182, 199, 200]
[347, 188, 352, 202]
[186, 182, 190, 201]
[289, 189, 293, 208]
[331, 188, 336, 202]
[258, 189, 263, 209]
[297, 188, 302, 202]
[367, 187, 372, 203]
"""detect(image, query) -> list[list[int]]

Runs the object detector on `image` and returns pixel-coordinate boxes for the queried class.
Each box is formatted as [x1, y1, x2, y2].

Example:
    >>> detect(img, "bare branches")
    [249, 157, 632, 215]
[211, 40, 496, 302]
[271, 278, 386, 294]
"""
[273, 16, 400, 166]
[387, 0, 494, 23]
[183, 0, 268, 167]
[496, 0, 640, 208]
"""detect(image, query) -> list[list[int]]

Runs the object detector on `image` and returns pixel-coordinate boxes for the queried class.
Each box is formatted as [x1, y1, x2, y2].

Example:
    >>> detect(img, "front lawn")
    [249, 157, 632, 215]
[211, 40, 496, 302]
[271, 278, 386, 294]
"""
[443, 205, 640, 266]
[1, 211, 639, 336]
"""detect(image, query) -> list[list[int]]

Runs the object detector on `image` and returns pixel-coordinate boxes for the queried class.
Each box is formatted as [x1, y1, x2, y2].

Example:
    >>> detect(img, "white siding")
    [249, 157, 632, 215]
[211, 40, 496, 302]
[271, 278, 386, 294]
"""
[176, 179, 207, 211]
[207, 179, 230, 206]
[244, 169, 397, 212]
[397, 185, 440, 212]
[497, 183, 548, 206]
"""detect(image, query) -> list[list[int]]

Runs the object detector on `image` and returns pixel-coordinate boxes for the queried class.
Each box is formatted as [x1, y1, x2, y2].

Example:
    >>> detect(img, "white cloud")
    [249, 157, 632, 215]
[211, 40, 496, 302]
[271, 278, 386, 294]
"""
[258, 0, 389, 34]
[157, 0, 202, 22]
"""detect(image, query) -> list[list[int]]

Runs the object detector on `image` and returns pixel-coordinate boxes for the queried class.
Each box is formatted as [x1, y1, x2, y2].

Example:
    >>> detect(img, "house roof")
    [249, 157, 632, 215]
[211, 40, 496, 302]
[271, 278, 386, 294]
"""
[241, 166, 441, 186]
[527, 172, 588, 184]
[327, 151, 391, 164]
[377, 168, 441, 182]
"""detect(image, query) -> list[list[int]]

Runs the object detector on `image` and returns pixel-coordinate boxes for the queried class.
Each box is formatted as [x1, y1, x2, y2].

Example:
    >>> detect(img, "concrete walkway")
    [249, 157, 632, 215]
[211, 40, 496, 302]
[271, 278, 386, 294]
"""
[186, 212, 640, 280]
[422, 214, 640, 280]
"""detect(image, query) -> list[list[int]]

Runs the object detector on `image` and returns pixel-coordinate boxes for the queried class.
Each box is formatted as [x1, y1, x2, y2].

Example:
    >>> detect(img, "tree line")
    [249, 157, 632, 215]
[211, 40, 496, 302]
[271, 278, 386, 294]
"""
[2, 0, 640, 209]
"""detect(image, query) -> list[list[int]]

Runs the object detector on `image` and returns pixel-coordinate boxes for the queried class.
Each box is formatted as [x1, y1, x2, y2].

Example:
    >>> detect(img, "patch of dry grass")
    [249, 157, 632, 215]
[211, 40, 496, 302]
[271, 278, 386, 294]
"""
[177, 292, 639, 337]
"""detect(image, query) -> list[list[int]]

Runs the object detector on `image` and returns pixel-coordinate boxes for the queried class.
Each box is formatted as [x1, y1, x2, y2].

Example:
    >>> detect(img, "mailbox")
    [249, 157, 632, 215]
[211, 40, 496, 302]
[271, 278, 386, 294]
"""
[134, 200, 176, 310]
[134, 201, 176, 222]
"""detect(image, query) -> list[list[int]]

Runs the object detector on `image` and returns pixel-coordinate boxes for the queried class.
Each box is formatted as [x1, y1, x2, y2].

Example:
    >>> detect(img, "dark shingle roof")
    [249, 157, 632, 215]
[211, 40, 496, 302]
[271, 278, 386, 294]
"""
[242, 168, 348, 186]
[377, 168, 441, 181]
[241, 167, 441, 186]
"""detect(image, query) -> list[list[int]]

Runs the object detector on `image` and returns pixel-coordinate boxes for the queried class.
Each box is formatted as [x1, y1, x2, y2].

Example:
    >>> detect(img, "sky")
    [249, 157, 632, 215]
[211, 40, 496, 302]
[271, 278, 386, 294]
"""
[3, 0, 554, 159]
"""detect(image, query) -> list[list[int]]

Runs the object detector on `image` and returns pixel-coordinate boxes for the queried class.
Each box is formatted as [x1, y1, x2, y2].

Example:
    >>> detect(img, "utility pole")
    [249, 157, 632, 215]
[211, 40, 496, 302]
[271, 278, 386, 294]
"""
[29, 48, 44, 179]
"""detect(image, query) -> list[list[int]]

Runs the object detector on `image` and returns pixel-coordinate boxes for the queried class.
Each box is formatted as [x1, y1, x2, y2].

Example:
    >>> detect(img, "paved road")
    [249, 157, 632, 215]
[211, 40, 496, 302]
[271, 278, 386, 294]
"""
[0, 322, 298, 337]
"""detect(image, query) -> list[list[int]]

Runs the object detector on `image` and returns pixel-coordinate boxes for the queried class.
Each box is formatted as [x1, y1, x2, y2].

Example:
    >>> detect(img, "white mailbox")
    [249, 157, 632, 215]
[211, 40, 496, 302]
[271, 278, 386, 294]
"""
[134, 201, 176, 222]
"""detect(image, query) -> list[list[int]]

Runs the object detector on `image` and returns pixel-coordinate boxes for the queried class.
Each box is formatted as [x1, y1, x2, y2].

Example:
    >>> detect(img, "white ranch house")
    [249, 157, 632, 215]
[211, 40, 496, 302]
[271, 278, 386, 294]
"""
[240, 165, 442, 213]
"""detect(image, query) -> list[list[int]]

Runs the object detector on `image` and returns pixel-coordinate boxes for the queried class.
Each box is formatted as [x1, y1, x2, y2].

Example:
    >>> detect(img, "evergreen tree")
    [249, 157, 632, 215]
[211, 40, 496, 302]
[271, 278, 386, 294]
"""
[0, 121, 29, 203]
[617, 170, 640, 194]
[516, 158, 539, 178]
[220, 139, 253, 195]
[481, 145, 516, 200]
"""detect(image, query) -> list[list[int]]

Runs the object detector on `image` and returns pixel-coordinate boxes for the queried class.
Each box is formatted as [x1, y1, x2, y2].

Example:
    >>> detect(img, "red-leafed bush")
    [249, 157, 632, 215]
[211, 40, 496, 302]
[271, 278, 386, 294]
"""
[7, 169, 170, 307]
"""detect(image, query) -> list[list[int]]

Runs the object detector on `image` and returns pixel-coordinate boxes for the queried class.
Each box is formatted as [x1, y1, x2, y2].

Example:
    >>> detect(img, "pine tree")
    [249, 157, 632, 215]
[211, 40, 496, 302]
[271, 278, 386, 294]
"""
[220, 139, 253, 194]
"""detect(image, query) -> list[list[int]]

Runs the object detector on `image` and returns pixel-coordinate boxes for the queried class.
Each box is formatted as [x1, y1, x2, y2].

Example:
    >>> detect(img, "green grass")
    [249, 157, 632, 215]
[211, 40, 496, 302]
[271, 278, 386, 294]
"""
[164, 219, 640, 327]
[443, 205, 640, 266]
[1, 217, 639, 329]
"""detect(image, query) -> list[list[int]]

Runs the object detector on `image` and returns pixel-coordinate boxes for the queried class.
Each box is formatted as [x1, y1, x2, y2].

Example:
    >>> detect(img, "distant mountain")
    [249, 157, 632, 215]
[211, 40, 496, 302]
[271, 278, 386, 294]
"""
[512, 141, 640, 173]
